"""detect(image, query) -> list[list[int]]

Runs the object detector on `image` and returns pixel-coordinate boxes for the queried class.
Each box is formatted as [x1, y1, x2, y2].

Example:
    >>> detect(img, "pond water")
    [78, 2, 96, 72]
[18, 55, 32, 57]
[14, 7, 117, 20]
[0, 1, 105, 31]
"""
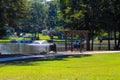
[0, 43, 67, 54]
[0, 42, 114, 54]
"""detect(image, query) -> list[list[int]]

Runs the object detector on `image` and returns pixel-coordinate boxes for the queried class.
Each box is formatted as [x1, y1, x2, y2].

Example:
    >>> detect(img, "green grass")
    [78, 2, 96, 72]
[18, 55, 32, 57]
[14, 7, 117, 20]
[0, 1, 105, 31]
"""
[39, 34, 58, 40]
[39, 34, 50, 40]
[0, 40, 10, 43]
[0, 53, 120, 80]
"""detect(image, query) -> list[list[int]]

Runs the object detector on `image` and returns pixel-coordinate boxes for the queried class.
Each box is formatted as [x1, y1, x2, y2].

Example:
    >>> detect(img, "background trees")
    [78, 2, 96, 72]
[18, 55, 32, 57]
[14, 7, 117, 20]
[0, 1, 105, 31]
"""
[0, 0, 28, 37]
[0, 0, 119, 49]
[0, 0, 60, 37]
[59, 0, 120, 50]
[23, 0, 61, 32]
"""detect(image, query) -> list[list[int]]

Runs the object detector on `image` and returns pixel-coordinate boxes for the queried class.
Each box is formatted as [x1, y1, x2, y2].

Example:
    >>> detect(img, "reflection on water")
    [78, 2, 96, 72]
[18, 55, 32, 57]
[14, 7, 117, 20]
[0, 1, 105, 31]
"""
[0, 43, 51, 54]
[0, 41, 115, 54]
[0, 43, 67, 54]
[0, 42, 88, 54]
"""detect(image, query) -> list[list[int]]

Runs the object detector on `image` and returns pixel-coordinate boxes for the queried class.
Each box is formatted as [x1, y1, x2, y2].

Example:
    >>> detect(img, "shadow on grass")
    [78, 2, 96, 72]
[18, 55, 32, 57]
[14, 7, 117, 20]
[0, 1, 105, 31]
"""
[0, 54, 92, 67]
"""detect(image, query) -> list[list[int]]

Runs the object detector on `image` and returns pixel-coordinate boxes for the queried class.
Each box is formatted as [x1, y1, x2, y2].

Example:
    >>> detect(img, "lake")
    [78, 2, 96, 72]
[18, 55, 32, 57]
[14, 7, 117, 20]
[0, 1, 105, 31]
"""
[0, 43, 67, 54]
[0, 41, 114, 54]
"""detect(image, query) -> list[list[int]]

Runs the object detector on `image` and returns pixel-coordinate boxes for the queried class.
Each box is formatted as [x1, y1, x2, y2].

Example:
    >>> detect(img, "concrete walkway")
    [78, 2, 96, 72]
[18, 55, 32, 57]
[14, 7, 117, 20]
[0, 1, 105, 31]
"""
[58, 50, 120, 54]
[0, 51, 120, 62]
[0, 54, 79, 62]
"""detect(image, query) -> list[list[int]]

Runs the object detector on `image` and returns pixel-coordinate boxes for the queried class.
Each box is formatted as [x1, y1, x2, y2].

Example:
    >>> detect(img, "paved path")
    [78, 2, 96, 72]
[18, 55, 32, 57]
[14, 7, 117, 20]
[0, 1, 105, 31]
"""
[0, 51, 120, 62]
[58, 50, 120, 54]
[0, 54, 79, 62]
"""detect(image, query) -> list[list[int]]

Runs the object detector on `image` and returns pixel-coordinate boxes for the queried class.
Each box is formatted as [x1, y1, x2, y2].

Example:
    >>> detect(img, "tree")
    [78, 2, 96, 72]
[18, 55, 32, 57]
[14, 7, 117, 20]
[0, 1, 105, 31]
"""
[46, 0, 60, 29]
[59, 0, 85, 29]
[0, 0, 28, 37]
[97, 0, 120, 49]
[59, 0, 102, 50]
[59, 0, 120, 50]
[111, 0, 120, 49]
[24, 0, 61, 32]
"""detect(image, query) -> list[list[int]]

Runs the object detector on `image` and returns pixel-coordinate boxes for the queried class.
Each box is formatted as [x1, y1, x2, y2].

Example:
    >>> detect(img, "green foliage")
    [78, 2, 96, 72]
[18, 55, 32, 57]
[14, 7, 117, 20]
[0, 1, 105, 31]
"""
[0, 29, 6, 38]
[0, 0, 29, 37]
[0, 53, 120, 80]
[59, 0, 120, 32]
[24, 0, 61, 32]
[26, 0, 47, 26]
[0, 0, 28, 26]
[59, 0, 120, 48]
[59, 0, 85, 27]
[55, 26, 64, 31]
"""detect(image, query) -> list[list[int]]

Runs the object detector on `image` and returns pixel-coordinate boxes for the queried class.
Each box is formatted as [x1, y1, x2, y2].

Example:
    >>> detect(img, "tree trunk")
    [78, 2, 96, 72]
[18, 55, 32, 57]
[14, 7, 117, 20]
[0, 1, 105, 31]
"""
[114, 28, 117, 49]
[108, 30, 111, 50]
[87, 33, 91, 51]
[35, 32, 37, 40]
[91, 34, 94, 51]
[38, 33, 40, 40]
[117, 30, 120, 49]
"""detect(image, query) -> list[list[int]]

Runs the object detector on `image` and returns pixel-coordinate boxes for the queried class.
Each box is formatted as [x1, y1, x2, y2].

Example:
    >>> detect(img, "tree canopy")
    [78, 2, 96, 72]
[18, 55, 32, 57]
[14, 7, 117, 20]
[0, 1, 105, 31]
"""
[0, 0, 28, 37]
[59, 0, 120, 49]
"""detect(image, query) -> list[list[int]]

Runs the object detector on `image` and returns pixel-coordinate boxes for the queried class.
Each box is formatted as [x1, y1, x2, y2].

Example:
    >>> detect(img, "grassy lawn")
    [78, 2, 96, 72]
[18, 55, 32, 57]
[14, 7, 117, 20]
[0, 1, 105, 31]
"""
[0, 53, 120, 80]
[0, 40, 10, 43]
[39, 34, 50, 40]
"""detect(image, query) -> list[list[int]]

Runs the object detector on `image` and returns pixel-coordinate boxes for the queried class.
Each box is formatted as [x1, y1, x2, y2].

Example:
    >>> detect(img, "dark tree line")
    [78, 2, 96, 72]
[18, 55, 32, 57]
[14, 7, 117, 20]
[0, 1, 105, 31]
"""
[0, 0, 60, 37]
[59, 0, 120, 50]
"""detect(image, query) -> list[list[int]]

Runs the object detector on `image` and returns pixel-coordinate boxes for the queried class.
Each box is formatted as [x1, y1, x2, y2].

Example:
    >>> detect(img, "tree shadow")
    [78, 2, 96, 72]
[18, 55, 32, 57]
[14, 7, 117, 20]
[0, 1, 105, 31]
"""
[0, 54, 92, 67]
